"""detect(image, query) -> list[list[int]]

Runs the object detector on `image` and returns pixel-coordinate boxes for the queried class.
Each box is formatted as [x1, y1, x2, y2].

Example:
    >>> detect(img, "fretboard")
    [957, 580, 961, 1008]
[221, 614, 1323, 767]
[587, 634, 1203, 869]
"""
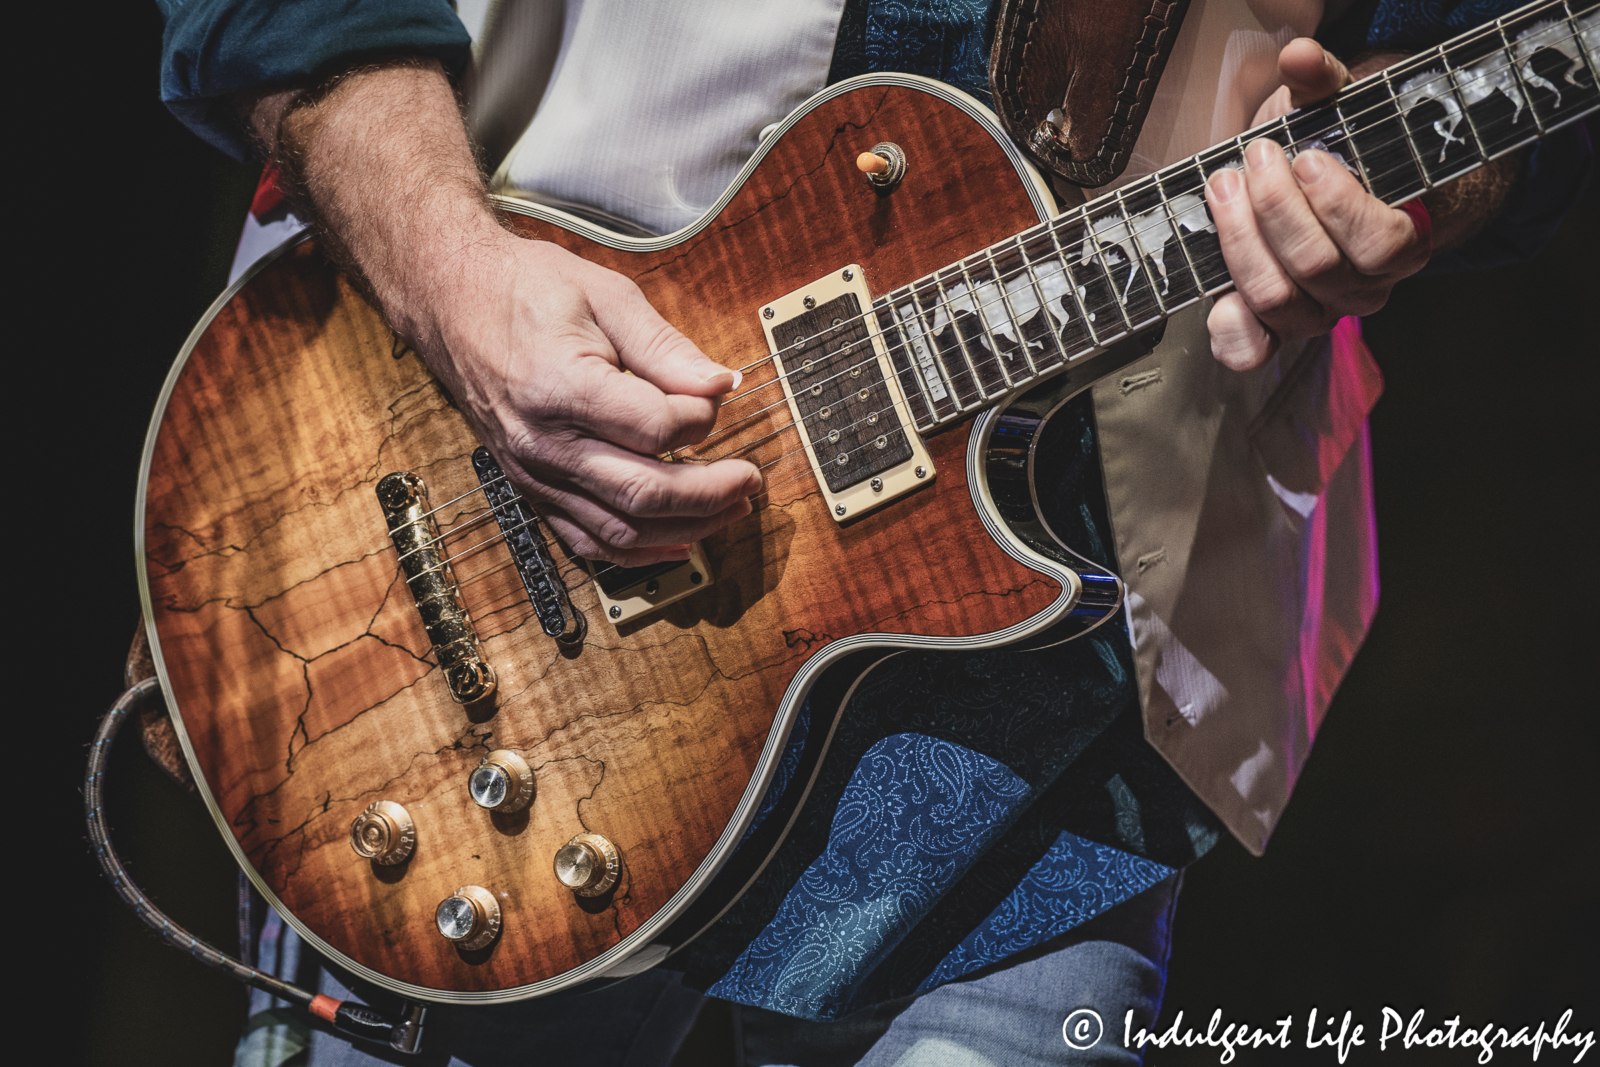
[873, 0, 1599, 433]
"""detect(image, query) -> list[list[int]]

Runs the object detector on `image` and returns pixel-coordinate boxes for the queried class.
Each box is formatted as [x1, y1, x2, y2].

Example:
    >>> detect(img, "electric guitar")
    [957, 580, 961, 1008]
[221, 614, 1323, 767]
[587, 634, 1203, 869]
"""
[138, 1, 1598, 1003]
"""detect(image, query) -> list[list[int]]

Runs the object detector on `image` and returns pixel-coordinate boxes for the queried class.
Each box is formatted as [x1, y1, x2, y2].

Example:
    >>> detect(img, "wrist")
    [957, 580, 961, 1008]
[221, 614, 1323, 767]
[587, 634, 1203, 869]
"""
[271, 57, 501, 339]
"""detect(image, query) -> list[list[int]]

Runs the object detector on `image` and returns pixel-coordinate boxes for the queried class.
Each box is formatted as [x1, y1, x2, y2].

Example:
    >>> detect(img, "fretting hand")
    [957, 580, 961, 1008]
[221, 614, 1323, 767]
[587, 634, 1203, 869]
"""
[1204, 39, 1432, 370]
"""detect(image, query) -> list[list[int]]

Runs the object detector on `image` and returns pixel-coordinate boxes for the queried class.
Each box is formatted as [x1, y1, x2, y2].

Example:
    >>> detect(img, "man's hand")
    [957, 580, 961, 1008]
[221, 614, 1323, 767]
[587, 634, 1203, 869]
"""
[244, 60, 760, 566]
[1205, 39, 1432, 370]
[419, 235, 762, 566]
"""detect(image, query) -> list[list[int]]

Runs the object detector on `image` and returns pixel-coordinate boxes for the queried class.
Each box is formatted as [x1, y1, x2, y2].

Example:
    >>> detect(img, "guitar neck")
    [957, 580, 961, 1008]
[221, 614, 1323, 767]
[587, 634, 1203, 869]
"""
[872, 0, 1599, 433]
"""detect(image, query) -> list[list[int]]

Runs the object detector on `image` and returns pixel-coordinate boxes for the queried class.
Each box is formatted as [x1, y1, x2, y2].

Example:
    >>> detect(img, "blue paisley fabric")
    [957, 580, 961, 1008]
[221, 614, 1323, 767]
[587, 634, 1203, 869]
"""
[708, 734, 1175, 1018]
[1365, 0, 1533, 49]
[677, 394, 1218, 1020]
[829, 0, 997, 105]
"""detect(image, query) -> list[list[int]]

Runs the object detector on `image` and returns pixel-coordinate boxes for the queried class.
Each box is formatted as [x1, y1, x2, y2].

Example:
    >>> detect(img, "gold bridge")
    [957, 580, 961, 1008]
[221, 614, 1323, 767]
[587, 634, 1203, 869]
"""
[376, 471, 497, 703]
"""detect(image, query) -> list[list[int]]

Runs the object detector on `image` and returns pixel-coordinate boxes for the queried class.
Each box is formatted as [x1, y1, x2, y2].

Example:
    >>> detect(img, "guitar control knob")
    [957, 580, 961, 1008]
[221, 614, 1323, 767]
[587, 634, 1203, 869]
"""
[469, 750, 534, 813]
[348, 800, 415, 865]
[435, 885, 501, 950]
[554, 833, 621, 897]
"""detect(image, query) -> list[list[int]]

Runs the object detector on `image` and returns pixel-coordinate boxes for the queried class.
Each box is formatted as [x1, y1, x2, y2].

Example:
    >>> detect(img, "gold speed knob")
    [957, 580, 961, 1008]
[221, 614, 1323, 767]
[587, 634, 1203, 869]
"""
[348, 801, 415, 865]
[469, 750, 534, 813]
[554, 833, 621, 897]
[435, 885, 501, 950]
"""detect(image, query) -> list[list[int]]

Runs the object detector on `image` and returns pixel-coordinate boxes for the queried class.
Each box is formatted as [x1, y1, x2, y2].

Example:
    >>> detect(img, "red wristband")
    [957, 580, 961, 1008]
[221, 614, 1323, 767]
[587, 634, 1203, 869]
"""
[250, 160, 287, 220]
[1398, 198, 1433, 260]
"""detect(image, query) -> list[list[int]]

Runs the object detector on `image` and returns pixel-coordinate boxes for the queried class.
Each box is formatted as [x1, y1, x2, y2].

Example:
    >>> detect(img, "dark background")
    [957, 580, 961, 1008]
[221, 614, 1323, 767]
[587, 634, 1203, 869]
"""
[40, 4, 1593, 1065]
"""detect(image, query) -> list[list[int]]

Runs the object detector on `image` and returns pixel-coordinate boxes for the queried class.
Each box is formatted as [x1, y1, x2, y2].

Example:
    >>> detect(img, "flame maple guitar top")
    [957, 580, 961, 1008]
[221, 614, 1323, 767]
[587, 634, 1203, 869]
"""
[141, 81, 1070, 998]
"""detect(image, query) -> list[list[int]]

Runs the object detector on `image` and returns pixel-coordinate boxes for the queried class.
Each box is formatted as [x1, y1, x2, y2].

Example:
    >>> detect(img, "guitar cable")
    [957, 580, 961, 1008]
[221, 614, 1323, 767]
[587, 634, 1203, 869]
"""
[85, 677, 426, 1055]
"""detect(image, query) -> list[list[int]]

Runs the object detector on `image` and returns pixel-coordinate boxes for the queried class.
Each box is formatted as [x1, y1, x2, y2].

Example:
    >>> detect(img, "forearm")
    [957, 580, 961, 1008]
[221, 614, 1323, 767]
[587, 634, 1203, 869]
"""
[241, 59, 503, 348]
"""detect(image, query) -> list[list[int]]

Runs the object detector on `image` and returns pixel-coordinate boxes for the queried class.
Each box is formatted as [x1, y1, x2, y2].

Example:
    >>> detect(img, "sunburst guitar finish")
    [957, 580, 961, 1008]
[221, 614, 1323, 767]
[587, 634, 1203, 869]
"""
[140, 79, 1101, 1002]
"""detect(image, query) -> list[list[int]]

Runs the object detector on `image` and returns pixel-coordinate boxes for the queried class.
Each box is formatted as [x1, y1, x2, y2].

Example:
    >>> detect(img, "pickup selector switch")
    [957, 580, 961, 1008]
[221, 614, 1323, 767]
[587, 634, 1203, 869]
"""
[436, 885, 501, 950]
[554, 833, 621, 897]
[469, 750, 534, 813]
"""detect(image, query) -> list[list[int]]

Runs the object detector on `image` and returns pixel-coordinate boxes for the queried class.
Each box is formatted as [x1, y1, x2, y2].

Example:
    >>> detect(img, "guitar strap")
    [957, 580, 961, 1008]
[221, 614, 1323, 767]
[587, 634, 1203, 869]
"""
[989, 0, 1194, 187]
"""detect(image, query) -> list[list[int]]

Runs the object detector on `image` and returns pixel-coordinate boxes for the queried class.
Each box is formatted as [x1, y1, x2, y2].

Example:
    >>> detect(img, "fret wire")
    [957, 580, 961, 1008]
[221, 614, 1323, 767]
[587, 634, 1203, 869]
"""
[906, 285, 976, 413]
[1380, 69, 1434, 192]
[1126, 178, 1195, 311]
[1573, 3, 1600, 85]
[1016, 235, 1076, 365]
[934, 270, 995, 400]
[1453, 24, 1535, 158]
[1407, 57, 1490, 179]
[884, 288, 938, 423]
[983, 246, 1041, 380]
[895, 287, 958, 419]
[1016, 234, 1086, 361]
[876, 296, 937, 432]
[957, 260, 1018, 389]
[1382, 16, 1517, 88]
[1070, 206, 1140, 339]
[1042, 219, 1104, 349]
[1009, 238, 1050, 367]
[1064, 211, 1130, 346]
[1109, 188, 1172, 317]
[1272, 115, 1296, 156]
[1153, 167, 1211, 305]
[1332, 95, 1375, 194]
[690, 16, 1595, 449]
[1507, 9, 1560, 133]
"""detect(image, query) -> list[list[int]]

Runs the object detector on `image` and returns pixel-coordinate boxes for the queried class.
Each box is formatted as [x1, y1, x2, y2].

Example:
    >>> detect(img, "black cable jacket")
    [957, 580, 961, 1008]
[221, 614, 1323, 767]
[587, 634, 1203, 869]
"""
[84, 678, 316, 1008]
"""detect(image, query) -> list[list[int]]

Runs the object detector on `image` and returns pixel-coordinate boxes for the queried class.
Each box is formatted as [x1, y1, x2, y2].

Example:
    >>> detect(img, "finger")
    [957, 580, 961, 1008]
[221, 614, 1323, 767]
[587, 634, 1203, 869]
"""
[554, 436, 763, 520]
[1208, 293, 1278, 370]
[565, 360, 728, 454]
[540, 505, 692, 568]
[1241, 140, 1388, 318]
[1278, 38, 1352, 107]
[1207, 158, 1330, 340]
[534, 490, 754, 565]
[588, 271, 741, 397]
[1292, 150, 1430, 280]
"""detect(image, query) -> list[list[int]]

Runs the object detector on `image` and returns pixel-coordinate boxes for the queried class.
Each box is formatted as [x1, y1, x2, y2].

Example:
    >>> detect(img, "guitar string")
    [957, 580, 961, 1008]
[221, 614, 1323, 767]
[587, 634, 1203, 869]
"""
[415, 72, 1586, 586]
[391, 18, 1595, 586]
[689, 14, 1591, 414]
[674, 30, 1597, 456]
[411, 78, 1589, 591]
[427, 14, 1598, 511]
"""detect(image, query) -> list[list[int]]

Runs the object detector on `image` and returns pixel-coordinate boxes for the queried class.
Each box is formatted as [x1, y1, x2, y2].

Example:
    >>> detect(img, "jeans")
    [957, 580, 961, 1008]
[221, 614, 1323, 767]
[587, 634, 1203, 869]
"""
[260, 872, 1180, 1067]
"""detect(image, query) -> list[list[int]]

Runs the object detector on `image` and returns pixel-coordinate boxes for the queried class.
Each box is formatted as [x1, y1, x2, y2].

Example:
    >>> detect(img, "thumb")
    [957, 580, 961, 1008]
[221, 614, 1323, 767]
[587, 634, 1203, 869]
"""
[1278, 38, 1353, 108]
[590, 274, 741, 397]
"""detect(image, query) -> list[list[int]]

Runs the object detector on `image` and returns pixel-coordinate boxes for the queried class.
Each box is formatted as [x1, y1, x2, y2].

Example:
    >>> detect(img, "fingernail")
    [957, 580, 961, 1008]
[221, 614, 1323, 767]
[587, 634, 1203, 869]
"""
[730, 369, 743, 391]
[1209, 168, 1240, 203]
[743, 469, 765, 496]
[699, 359, 734, 387]
[1245, 138, 1278, 171]
[1293, 150, 1326, 185]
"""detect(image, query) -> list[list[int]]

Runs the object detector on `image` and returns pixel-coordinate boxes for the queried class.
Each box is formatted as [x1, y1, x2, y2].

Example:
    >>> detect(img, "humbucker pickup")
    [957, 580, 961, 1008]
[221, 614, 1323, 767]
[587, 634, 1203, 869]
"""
[760, 266, 935, 521]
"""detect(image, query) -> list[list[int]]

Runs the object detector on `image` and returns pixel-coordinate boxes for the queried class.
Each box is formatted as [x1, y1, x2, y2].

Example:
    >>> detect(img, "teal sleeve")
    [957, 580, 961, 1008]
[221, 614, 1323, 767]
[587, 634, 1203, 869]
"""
[156, 0, 472, 159]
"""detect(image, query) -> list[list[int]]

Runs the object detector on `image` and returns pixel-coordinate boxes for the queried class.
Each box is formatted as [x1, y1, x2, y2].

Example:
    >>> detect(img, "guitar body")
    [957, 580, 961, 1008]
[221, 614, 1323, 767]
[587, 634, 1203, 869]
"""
[139, 77, 1112, 1002]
